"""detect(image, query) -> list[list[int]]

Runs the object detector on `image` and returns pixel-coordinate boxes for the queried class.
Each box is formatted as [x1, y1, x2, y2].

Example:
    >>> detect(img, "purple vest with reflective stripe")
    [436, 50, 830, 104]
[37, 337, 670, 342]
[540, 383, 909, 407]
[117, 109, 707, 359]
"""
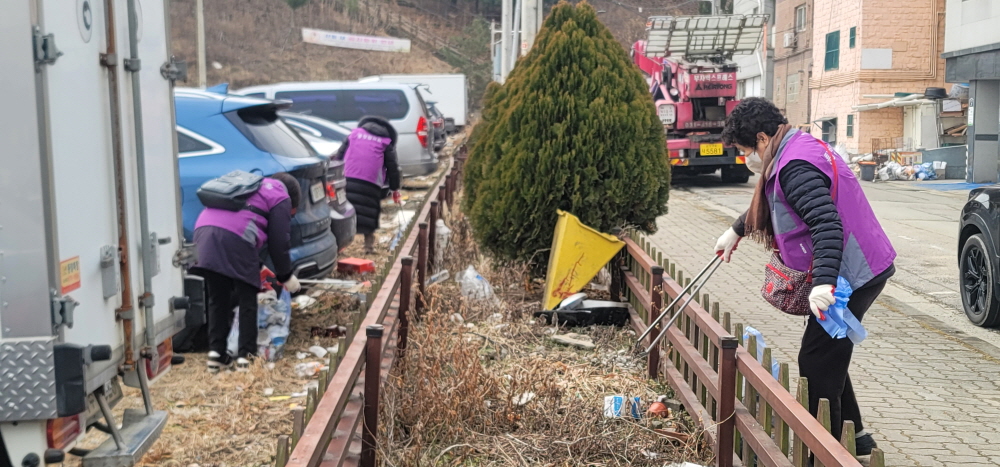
[765, 130, 896, 289]
[343, 128, 391, 185]
[194, 177, 290, 249]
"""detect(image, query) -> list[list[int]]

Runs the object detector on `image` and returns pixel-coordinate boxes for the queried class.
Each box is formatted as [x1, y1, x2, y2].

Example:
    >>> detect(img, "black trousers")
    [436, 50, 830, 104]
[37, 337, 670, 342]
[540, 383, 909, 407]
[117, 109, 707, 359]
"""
[203, 270, 259, 359]
[798, 278, 887, 441]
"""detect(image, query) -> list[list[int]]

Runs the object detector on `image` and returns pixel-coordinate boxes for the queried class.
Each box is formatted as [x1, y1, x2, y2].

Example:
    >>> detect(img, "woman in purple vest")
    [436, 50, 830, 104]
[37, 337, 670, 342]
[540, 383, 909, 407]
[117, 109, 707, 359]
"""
[715, 98, 896, 456]
[336, 116, 402, 254]
[192, 173, 303, 372]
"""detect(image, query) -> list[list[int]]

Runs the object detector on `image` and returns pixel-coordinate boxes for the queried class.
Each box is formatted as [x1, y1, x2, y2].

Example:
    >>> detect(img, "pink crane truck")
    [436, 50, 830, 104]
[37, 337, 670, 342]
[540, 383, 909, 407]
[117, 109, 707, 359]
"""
[632, 14, 767, 183]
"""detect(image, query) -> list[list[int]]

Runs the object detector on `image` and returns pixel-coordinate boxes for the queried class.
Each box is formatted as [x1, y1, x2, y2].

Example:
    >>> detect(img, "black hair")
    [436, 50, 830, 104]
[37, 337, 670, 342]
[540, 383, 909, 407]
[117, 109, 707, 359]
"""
[270, 172, 301, 209]
[721, 97, 788, 148]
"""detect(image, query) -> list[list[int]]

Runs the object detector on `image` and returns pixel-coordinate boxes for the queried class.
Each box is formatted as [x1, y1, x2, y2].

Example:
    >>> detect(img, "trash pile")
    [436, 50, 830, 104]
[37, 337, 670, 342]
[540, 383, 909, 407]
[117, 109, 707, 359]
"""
[876, 161, 946, 181]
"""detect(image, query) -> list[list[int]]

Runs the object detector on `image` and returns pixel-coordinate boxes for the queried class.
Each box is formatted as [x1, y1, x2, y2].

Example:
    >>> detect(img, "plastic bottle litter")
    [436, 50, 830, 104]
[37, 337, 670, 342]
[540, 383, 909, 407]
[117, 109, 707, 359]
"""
[294, 362, 323, 378]
[456, 266, 494, 301]
[428, 270, 450, 286]
[308, 345, 328, 358]
[434, 219, 452, 266]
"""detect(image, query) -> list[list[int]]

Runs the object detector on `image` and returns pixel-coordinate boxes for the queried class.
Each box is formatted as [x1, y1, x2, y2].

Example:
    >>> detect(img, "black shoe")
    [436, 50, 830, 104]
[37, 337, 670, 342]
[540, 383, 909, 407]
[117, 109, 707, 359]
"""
[855, 433, 878, 456]
[207, 351, 233, 373]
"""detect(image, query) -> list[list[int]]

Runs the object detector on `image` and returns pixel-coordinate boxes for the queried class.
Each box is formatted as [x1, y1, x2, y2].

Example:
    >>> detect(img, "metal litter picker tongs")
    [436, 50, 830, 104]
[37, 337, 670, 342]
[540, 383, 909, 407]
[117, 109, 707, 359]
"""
[636, 254, 723, 355]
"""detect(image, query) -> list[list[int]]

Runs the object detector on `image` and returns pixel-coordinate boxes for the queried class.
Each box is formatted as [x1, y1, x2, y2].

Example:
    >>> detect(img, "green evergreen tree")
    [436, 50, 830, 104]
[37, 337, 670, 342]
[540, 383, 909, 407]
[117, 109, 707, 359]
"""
[465, 0, 669, 270]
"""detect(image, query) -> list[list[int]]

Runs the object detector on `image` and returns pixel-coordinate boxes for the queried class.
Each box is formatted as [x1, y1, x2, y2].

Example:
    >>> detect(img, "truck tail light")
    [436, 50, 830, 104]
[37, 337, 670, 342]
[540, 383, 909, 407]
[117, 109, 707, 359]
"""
[417, 116, 429, 148]
[669, 149, 685, 159]
[145, 339, 173, 381]
[326, 183, 337, 202]
[47, 414, 82, 450]
[658, 104, 676, 125]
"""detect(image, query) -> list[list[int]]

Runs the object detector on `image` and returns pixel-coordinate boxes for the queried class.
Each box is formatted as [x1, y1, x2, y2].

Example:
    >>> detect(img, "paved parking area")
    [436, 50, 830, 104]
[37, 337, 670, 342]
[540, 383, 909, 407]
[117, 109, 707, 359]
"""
[646, 178, 1000, 466]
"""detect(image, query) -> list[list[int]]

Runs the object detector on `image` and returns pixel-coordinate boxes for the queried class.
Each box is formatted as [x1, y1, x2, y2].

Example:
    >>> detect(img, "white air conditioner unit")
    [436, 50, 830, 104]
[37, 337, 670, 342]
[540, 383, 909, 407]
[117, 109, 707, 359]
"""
[784, 32, 797, 49]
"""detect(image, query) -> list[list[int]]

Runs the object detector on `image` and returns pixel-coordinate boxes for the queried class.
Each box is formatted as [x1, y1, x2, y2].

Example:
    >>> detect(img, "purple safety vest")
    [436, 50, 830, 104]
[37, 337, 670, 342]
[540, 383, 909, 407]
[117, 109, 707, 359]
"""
[765, 130, 896, 289]
[343, 128, 392, 186]
[194, 177, 290, 249]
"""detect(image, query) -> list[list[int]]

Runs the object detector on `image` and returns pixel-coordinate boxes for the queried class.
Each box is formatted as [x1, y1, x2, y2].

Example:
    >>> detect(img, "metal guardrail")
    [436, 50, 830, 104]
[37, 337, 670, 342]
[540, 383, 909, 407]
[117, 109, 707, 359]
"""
[611, 232, 888, 467]
[273, 148, 467, 467]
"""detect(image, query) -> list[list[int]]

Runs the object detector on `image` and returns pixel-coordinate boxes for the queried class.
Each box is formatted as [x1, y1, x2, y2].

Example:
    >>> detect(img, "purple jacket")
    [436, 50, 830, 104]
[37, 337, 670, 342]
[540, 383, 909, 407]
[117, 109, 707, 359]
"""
[337, 116, 401, 190]
[766, 130, 896, 289]
[193, 177, 294, 286]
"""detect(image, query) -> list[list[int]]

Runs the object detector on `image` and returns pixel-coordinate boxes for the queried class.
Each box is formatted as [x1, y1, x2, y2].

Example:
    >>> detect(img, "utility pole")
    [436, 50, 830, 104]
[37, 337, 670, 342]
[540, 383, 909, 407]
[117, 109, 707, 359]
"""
[196, 0, 206, 88]
[500, 0, 511, 83]
[508, 0, 522, 69]
[521, 0, 538, 56]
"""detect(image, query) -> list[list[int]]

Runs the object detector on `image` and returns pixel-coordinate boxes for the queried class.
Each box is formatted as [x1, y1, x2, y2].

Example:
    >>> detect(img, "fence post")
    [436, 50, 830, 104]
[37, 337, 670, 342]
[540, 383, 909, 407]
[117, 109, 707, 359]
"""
[445, 174, 454, 208]
[428, 202, 439, 270]
[416, 222, 428, 316]
[291, 407, 305, 449]
[399, 256, 413, 357]
[276, 435, 290, 467]
[437, 189, 446, 219]
[361, 325, 384, 467]
[717, 336, 738, 467]
[648, 266, 664, 380]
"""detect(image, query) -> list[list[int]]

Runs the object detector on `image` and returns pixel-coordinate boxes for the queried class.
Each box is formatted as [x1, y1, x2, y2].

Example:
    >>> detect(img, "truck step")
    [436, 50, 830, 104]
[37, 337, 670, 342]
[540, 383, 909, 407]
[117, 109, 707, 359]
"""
[82, 409, 168, 467]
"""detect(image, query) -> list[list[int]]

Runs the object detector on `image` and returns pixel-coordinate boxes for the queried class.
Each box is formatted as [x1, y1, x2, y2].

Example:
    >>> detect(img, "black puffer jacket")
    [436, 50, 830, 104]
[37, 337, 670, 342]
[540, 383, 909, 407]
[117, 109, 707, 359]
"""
[733, 160, 842, 287]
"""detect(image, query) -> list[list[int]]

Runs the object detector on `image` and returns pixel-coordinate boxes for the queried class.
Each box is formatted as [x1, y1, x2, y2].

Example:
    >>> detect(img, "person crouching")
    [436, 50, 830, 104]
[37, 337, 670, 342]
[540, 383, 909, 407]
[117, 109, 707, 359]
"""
[191, 173, 302, 373]
[337, 115, 402, 254]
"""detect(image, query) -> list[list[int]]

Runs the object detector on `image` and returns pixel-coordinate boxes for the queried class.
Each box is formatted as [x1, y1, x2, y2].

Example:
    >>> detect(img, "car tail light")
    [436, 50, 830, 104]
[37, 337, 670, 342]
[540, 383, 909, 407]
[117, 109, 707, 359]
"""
[47, 414, 82, 450]
[145, 339, 173, 380]
[433, 120, 443, 128]
[326, 182, 337, 202]
[417, 116, 428, 148]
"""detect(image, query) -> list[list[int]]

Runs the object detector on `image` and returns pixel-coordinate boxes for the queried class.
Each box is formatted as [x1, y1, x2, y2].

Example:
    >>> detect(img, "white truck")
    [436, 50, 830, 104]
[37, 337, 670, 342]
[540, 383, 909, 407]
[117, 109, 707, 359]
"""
[359, 73, 469, 128]
[1, 0, 200, 465]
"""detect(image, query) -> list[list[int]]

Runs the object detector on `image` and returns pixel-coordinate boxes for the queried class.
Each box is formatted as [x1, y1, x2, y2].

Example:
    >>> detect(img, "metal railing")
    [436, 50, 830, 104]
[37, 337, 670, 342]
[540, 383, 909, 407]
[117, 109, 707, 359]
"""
[612, 231, 888, 467]
[274, 148, 467, 467]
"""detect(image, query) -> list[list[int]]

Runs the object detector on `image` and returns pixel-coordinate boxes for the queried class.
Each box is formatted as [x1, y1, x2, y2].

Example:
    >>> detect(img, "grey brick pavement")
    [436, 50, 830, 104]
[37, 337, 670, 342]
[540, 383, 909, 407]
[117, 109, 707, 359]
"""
[647, 190, 1000, 466]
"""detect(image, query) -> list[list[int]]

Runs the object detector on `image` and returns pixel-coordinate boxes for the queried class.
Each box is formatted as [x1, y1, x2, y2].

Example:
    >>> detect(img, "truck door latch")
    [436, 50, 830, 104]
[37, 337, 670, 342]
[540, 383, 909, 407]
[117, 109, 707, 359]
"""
[160, 56, 188, 82]
[51, 292, 79, 329]
[33, 27, 63, 67]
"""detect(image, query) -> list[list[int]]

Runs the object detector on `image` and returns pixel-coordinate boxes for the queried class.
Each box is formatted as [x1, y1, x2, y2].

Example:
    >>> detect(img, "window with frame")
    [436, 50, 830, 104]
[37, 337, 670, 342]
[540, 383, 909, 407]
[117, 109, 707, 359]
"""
[849, 27, 856, 48]
[795, 5, 807, 32]
[786, 74, 800, 103]
[822, 119, 838, 144]
[825, 31, 840, 70]
[846, 114, 854, 137]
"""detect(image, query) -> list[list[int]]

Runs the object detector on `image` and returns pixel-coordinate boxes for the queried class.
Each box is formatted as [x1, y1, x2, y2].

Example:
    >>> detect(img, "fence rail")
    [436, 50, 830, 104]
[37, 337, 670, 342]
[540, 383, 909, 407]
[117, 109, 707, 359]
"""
[276, 148, 467, 467]
[612, 231, 886, 467]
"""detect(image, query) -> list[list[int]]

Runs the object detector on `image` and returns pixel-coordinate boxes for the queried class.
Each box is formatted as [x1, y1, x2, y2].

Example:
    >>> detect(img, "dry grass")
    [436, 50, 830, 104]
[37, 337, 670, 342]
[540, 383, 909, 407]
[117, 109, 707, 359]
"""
[377, 208, 714, 466]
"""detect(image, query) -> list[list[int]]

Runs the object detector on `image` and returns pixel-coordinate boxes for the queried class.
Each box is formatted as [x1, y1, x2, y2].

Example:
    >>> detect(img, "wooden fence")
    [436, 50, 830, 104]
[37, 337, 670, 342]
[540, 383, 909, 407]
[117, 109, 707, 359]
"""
[613, 231, 889, 467]
[273, 148, 467, 467]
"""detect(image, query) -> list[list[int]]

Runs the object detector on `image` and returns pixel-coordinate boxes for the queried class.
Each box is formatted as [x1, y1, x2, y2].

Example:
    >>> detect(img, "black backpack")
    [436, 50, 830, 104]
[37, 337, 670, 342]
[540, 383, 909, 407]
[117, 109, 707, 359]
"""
[196, 170, 269, 217]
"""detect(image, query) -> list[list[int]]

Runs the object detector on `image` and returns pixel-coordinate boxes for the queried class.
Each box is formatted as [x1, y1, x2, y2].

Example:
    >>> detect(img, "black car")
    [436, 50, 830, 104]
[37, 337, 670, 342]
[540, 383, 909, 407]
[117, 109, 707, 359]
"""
[426, 101, 447, 152]
[959, 186, 1000, 326]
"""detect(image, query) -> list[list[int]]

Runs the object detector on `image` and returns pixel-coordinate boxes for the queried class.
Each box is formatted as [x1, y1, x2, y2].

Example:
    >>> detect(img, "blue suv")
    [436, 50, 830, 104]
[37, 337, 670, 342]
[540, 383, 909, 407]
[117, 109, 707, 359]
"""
[174, 88, 338, 279]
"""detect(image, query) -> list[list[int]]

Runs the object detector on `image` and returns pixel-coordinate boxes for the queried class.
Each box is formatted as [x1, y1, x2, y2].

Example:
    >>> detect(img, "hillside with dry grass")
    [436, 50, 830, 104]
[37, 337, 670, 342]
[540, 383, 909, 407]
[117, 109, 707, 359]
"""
[169, 0, 458, 89]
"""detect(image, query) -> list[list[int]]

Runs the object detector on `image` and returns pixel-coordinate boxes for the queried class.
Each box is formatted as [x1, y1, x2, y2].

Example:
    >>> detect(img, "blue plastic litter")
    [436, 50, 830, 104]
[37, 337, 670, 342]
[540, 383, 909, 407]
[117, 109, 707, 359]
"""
[743, 326, 780, 380]
[817, 277, 867, 344]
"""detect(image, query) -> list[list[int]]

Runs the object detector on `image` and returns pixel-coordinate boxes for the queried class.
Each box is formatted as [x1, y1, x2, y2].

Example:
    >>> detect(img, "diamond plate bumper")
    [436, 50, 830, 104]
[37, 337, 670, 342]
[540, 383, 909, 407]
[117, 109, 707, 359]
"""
[0, 339, 58, 421]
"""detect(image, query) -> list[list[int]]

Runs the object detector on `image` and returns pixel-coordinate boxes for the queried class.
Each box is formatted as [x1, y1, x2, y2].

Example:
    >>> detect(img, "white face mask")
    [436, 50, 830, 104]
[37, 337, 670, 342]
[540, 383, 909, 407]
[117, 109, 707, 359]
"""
[745, 151, 763, 174]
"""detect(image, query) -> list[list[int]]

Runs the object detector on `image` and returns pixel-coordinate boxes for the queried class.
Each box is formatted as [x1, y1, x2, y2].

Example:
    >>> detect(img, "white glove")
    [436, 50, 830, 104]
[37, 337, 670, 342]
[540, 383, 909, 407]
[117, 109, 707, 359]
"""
[283, 275, 301, 294]
[808, 285, 835, 320]
[714, 227, 741, 263]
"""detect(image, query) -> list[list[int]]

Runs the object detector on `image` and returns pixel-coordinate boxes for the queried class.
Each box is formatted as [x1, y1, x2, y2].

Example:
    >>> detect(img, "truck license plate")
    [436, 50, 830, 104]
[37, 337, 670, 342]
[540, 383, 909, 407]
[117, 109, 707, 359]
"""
[700, 143, 724, 156]
[310, 182, 325, 203]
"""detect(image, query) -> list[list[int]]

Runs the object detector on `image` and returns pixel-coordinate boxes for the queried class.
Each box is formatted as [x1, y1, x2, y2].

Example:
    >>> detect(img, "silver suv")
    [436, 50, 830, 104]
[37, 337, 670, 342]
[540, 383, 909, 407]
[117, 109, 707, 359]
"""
[236, 82, 438, 176]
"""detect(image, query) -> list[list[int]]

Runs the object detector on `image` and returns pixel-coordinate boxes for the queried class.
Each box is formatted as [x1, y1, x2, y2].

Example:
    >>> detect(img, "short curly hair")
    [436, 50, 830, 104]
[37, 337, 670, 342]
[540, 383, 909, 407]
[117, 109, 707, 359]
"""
[721, 97, 788, 148]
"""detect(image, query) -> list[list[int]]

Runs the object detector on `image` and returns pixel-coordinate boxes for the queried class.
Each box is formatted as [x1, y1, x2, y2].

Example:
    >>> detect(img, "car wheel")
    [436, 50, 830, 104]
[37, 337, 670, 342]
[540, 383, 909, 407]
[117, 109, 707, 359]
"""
[721, 166, 751, 184]
[960, 234, 1000, 327]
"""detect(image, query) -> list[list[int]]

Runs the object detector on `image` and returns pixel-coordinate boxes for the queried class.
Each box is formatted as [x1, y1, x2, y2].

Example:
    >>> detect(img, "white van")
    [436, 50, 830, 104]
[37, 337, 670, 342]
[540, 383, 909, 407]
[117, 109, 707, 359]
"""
[236, 82, 439, 176]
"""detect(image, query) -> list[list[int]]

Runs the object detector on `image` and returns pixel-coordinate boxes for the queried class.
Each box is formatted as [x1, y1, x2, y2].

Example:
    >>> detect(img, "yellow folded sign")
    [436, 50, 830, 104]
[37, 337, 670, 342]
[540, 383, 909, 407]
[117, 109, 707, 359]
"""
[543, 210, 625, 310]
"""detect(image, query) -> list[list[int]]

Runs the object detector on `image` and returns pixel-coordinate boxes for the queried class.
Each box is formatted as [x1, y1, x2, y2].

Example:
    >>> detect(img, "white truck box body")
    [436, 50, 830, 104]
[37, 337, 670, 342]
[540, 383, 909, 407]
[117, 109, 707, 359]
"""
[360, 74, 468, 126]
[0, 0, 191, 463]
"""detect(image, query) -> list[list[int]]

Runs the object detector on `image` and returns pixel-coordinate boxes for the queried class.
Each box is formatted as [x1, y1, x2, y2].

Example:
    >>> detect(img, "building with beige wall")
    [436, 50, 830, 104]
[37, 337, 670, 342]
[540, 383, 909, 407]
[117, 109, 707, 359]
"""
[772, 0, 812, 126]
[809, 0, 946, 154]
